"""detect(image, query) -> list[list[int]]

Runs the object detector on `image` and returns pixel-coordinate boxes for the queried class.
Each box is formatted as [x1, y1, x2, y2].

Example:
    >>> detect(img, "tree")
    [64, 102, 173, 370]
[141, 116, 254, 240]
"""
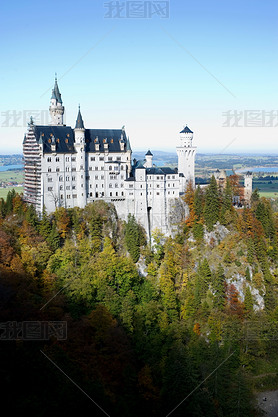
[244, 286, 253, 317]
[213, 265, 226, 310]
[203, 176, 220, 231]
[125, 214, 145, 263]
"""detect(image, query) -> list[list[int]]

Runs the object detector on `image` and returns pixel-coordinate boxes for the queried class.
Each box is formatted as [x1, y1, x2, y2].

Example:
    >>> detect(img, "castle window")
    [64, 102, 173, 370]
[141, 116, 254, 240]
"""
[167, 176, 170, 179]
[121, 183, 124, 188]
[100, 157, 104, 161]
[80, 165, 84, 170]
[81, 175, 83, 179]
[56, 157, 60, 162]
[47, 157, 51, 162]
[157, 185, 159, 188]
[67, 195, 70, 199]
[129, 184, 133, 188]
[73, 194, 77, 198]
[48, 177, 52, 182]
[110, 192, 112, 196]
[168, 183, 170, 187]
[95, 175, 98, 180]
[72, 185, 76, 190]
[90, 192, 92, 197]
[140, 193, 142, 196]
[129, 192, 133, 196]
[60, 195, 63, 199]
[81, 184, 83, 187]
[117, 157, 121, 161]
[59, 175, 63, 181]
[115, 183, 118, 188]
[121, 192, 124, 196]
[65, 139, 68, 144]
[140, 185, 142, 188]
[101, 166, 104, 170]
[96, 184, 98, 188]
[157, 192, 160, 195]
[66, 167, 69, 172]
[72, 167, 76, 172]
[89, 167, 92, 171]
[72, 157, 76, 162]
[91, 157, 95, 161]
[95, 167, 98, 171]
[66, 176, 69, 181]
[109, 166, 112, 170]
[72, 176, 76, 181]
[168, 191, 170, 195]
[111, 139, 114, 144]
[48, 187, 53, 191]
[86, 176, 90, 180]
[56, 167, 60, 172]
[172, 176, 175, 179]
[116, 192, 118, 196]
[173, 183, 174, 187]
[109, 184, 112, 188]
[48, 167, 51, 172]
[114, 166, 118, 171]
[60, 185, 63, 190]
[157, 176, 159, 180]
[101, 175, 104, 180]
[65, 157, 69, 162]
[66, 186, 70, 190]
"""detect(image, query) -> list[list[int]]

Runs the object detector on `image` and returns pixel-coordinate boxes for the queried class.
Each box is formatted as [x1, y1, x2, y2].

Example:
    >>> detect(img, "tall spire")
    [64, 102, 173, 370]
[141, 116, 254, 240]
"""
[75, 105, 85, 129]
[49, 74, 65, 125]
[53, 74, 62, 104]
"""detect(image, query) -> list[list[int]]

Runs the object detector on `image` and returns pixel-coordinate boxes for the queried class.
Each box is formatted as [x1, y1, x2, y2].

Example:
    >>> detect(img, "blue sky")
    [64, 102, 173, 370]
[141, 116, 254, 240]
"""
[0, 0, 277, 153]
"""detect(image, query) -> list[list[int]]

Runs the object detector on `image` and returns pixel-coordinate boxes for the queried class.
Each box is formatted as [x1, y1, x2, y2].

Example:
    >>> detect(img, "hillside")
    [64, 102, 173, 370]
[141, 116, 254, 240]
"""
[0, 185, 278, 416]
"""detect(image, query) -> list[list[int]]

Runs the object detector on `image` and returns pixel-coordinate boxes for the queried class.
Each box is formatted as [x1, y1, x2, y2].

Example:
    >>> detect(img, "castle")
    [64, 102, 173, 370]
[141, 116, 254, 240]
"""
[23, 77, 196, 236]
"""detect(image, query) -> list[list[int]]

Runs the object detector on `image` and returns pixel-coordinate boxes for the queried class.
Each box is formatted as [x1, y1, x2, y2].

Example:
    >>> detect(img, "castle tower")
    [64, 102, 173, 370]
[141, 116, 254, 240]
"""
[74, 106, 86, 208]
[49, 75, 65, 125]
[145, 150, 153, 168]
[244, 171, 253, 205]
[176, 125, 197, 192]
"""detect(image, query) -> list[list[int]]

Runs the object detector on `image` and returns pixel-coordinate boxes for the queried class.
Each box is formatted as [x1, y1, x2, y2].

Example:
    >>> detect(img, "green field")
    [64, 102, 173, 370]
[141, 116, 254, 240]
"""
[0, 187, 24, 199]
[0, 169, 24, 200]
[0, 169, 23, 183]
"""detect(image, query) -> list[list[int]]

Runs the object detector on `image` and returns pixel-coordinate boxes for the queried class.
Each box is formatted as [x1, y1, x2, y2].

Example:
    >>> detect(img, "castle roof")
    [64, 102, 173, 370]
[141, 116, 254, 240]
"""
[52, 77, 63, 104]
[32, 125, 130, 154]
[180, 125, 193, 134]
[75, 107, 85, 129]
[145, 150, 153, 156]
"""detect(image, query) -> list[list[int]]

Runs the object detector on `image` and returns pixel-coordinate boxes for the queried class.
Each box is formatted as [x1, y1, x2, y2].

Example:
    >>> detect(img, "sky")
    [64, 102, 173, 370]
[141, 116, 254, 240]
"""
[0, 0, 277, 154]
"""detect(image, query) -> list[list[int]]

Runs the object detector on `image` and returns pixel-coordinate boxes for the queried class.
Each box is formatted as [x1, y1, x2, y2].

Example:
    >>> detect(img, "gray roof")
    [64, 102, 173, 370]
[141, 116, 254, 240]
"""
[52, 79, 62, 104]
[75, 108, 85, 129]
[32, 126, 130, 154]
[145, 150, 153, 156]
[180, 125, 193, 134]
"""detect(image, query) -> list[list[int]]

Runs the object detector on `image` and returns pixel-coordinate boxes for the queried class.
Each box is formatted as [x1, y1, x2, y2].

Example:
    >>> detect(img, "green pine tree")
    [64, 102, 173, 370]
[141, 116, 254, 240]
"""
[203, 176, 220, 231]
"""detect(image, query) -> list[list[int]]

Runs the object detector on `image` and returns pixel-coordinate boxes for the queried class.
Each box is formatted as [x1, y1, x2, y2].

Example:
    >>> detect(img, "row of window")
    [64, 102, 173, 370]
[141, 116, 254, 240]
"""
[47, 157, 76, 163]
[90, 156, 126, 162]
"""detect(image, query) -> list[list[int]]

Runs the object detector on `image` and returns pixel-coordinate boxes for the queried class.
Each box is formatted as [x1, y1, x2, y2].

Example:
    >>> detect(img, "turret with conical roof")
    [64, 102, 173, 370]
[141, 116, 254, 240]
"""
[75, 105, 85, 130]
[49, 74, 65, 126]
[176, 123, 197, 192]
[145, 150, 153, 168]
